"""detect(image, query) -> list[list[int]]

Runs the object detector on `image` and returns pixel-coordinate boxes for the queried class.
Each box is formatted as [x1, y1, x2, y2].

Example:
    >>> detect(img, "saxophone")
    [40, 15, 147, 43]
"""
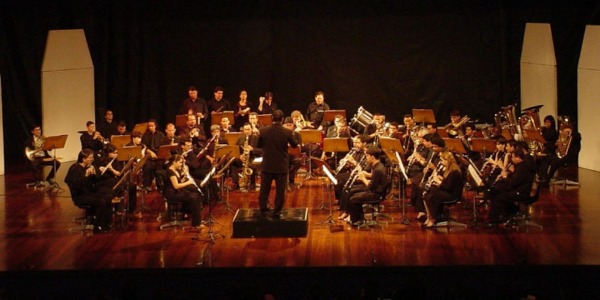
[239, 135, 253, 188]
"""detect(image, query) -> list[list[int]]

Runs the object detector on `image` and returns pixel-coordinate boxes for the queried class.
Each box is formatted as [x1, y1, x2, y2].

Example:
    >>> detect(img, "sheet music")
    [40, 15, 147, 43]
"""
[322, 165, 338, 185]
[395, 151, 409, 181]
[468, 164, 483, 187]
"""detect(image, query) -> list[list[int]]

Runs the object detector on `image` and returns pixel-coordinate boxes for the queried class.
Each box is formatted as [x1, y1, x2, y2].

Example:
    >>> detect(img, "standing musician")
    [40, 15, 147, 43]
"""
[25, 125, 61, 185]
[179, 86, 208, 125]
[141, 119, 164, 192]
[422, 150, 463, 228]
[345, 145, 388, 226]
[257, 110, 299, 219]
[486, 149, 534, 226]
[164, 154, 204, 229]
[231, 123, 262, 192]
[257, 91, 277, 115]
[233, 90, 252, 129]
[412, 135, 444, 221]
[283, 117, 303, 189]
[248, 112, 262, 136]
[306, 90, 330, 131]
[80, 121, 104, 155]
[97, 110, 117, 141]
[207, 86, 231, 114]
[64, 149, 112, 233]
[335, 134, 369, 220]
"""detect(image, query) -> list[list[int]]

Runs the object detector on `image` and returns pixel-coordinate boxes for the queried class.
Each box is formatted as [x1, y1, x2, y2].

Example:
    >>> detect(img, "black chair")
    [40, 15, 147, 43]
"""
[69, 205, 95, 234]
[434, 163, 468, 230]
[358, 182, 392, 230]
[159, 197, 184, 230]
[550, 161, 579, 188]
[504, 180, 543, 231]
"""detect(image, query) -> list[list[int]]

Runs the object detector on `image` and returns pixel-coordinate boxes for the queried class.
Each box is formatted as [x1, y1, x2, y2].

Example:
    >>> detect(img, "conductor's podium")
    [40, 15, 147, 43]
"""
[232, 208, 308, 238]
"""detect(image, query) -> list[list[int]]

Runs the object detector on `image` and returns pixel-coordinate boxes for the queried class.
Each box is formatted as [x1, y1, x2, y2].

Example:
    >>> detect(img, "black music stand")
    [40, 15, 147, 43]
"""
[323, 137, 350, 169]
[194, 165, 225, 243]
[211, 111, 234, 126]
[42, 134, 68, 192]
[299, 129, 322, 180]
[465, 163, 486, 227]
[132, 122, 148, 136]
[319, 165, 338, 226]
[412, 109, 436, 125]
[224, 132, 243, 146]
[112, 156, 135, 229]
[311, 157, 334, 211]
[257, 114, 273, 126]
[110, 135, 131, 148]
[215, 146, 239, 212]
[395, 151, 411, 225]
[323, 110, 346, 123]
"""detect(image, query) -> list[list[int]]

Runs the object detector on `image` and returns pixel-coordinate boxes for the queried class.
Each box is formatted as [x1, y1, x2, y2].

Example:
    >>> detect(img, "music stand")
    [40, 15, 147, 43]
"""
[132, 122, 148, 135]
[157, 145, 178, 160]
[319, 165, 337, 225]
[443, 138, 467, 155]
[379, 137, 404, 157]
[471, 138, 497, 158]
[175, 114, 188, 128]
[257, 114, 273, 126]
[394, 151, 410, 225]
[42, 134, 68, 191]
[195, 165, 225, 243]
[211, 111, 234, 126]
[299, 130, 322, 180]
[323, 138, 350, 168]
[467, 163, 486, 227]
[311, 157, 333, 211]
[323, 110, 346, 122]
[412, 109, 436, 125]
[437, 127, 449, 138]
[224, 132, 243, 146]
[111, 135, 131, 148]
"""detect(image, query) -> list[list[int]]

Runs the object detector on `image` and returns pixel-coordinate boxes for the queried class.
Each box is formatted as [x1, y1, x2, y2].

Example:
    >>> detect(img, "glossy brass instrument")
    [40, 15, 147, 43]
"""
[521, 105, 543, 154]
[556, 116, 573, 159]
[495, 104, 522, 140]
[25, 136, 46, 161]
[297, 114, 313, 129]
[242, 136, 254, 179]
[343, 155, 366, 191]
[445, 115, 470, 136]
[335, 149, 357, 175]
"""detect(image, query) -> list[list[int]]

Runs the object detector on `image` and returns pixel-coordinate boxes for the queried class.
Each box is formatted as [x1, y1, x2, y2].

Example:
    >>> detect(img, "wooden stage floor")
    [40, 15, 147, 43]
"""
[1, 162, 599, 298]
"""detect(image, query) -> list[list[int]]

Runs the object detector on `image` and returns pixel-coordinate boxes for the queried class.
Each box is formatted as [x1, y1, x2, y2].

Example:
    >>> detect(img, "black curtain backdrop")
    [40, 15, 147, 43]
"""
[2, 0, 599, 168]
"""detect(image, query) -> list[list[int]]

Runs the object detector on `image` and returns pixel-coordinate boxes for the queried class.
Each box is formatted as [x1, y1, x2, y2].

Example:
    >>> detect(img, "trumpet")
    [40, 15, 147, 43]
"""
[297, 114, 313, 129]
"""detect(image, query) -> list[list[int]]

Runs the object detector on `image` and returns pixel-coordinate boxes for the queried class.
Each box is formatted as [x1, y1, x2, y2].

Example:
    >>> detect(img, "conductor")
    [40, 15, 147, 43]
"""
[257, 109, 299, 218]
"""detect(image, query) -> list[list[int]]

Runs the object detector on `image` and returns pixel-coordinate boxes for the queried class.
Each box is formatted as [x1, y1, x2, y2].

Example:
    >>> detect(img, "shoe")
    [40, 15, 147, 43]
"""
[337, 213, 348, 220]
[416, 213, 427, 222]
[350, 220, 364, 227]
[47, 178, 56, 185]
[271, 211, 282, 219]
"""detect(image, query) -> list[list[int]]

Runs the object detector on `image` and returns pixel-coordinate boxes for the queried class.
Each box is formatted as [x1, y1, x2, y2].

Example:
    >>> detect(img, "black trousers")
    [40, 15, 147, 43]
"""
[258, 172, 287, 213]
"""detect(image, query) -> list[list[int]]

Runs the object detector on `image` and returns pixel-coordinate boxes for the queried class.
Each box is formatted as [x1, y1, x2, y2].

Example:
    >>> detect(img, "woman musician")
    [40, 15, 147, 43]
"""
[164, 154, 203, 229]
[422, 150, 463, 228]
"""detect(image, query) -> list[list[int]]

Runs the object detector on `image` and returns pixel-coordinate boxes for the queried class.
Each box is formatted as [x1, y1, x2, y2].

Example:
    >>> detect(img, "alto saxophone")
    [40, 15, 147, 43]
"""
[241, 135, 253, 176]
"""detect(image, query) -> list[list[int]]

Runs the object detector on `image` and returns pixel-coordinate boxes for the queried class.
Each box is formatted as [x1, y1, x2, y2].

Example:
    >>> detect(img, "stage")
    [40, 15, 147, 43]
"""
[1, 162, 599, 298]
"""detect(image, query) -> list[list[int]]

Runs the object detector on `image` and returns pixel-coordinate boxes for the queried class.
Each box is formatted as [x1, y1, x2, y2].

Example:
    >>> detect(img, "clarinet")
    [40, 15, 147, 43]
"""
[406, 143, 424, 171]
[343, 156, 366, 191]
[196, 134, 217, 159]
[420, 151, 439, 186]
[422, 162, 444, 197]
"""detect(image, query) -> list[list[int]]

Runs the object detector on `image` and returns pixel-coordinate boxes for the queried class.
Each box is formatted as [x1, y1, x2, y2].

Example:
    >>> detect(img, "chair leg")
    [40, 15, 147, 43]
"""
[160, 202, 184, 231]
[69, 208, 95, 234]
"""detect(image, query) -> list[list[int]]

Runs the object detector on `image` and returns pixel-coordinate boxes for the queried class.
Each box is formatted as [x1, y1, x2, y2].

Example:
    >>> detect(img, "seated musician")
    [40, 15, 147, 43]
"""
[80, 121, 104, 155]
[345, 145, 388, 226]
[412, 135, 444, 221]
[447, 110, 464, 138]
[164, 154, 204, 229]
[535, 115, 559, 182]
[364, 113, 385, 144]
[388, 121, 403, 141]
[283, 117, 303, 188]
[336, 134, 369, 220]
[291, 110, 322, 158]
[219, 116, 237, 135]
[160, 123, 180, 146]
[540, 124, 581, 184]
[482, 137, 507, 193]
[422, 151, 463, 227]
[322, 116, 352, 168]
[141, 119, 164, 192]
[424, 122, 439, 137]
[25, 125, 61, 185]
[93, 144, 132, 216]
[402, 114, 417, 156]
[306, 90, 330, 131]
[64, 149, 112, 233]
[486, 148, 534, 226]
[112, 120, 130, 137]
[231, 123, 262, 192]
[204, 125, 228, 168]
[178, 114, 205, 141]
[178, 138, 220, 202]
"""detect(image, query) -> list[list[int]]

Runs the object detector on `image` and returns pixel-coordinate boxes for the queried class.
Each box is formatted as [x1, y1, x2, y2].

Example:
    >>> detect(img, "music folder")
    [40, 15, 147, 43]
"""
[412, 109, 436, 124]
[257, 114, 273, 126]
[224, 132, 243, 146]
[323, 110, 346, 122]
[470, 138, 497, 155]
[379, 137, 404, 156]
[211, 111, 234, 125]
[299, 130, 322, 145]
[175, 114, 189, 128]
[132, 122, 148, 135]
[216, 145, 240, 159]
[442, 138, 467, 154]
[157, 145, 179, 160]
[111, 135, 131, 148]
[117, 146, 143, 161]
[323, 138, 349, 153]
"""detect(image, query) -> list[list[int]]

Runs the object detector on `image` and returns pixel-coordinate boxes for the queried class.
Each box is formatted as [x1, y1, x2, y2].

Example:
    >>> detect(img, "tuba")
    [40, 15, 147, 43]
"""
[556, 116, 573, 159]
[495, 104, 522, 140]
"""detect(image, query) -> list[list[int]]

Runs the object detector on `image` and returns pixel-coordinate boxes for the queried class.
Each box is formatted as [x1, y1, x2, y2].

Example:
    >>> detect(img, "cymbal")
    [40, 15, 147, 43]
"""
[522, 104, 543, 112]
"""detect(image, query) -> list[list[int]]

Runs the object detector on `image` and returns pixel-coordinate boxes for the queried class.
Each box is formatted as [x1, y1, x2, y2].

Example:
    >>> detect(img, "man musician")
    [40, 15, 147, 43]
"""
[25, 125, 61, 185]
[80, 121, 104, 155]
[231, 123, 262, 192]
[179, 86, 208, 125]
[306, 91, 330, 131]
